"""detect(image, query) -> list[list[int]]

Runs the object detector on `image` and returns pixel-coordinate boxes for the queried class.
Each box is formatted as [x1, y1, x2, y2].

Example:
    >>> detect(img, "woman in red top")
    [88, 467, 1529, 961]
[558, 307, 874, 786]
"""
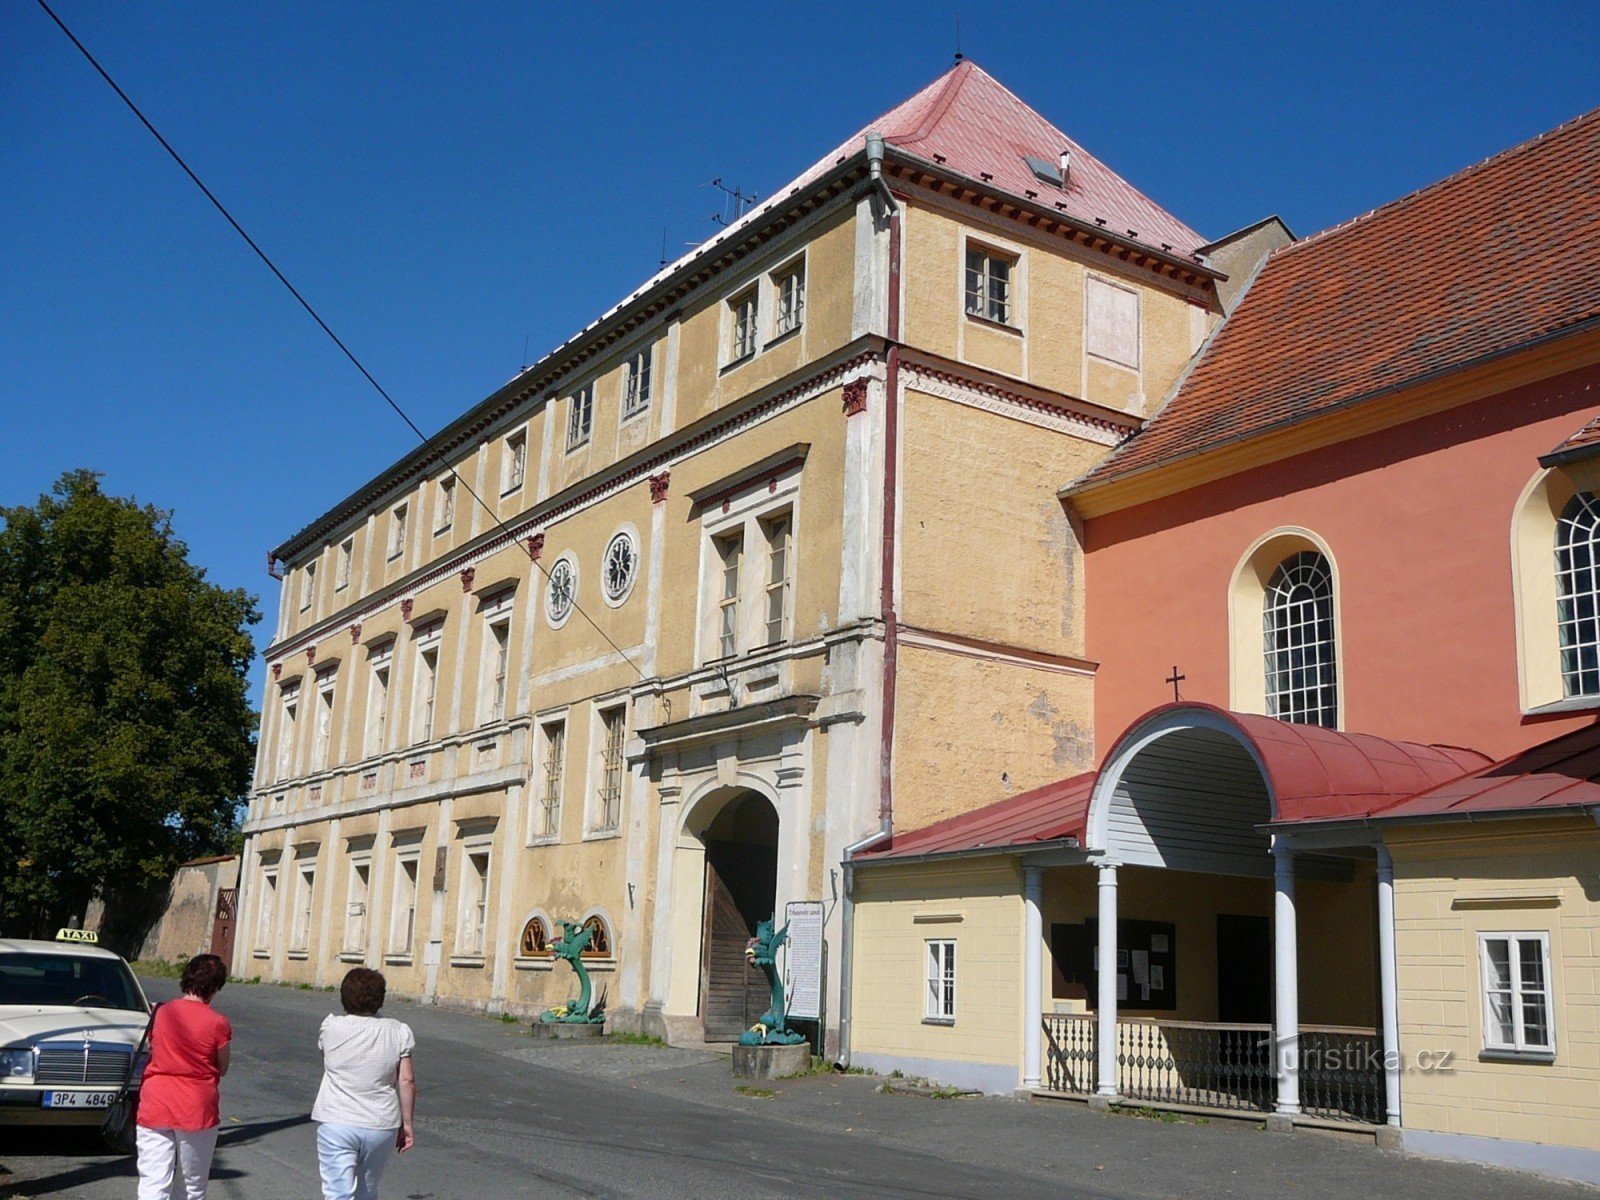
[136, 954, 232, 1200]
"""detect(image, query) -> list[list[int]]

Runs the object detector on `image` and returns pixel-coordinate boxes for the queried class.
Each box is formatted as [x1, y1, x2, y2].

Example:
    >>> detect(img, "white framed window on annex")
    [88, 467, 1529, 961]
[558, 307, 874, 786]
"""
[695, 467, 802, 665]
[1477, 931, 1556, 1061]
[959, 228, 1026, 333]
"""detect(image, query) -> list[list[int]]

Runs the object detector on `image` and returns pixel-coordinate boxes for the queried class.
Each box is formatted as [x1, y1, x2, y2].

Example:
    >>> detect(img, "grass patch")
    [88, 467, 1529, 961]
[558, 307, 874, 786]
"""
[734, 1085, 776, 1099]
[131, 960, 187, 979]
[1115, 1105, 1185, 1124]
[605, 1032, 666, 1046]
[498, 1012, 520, 1025]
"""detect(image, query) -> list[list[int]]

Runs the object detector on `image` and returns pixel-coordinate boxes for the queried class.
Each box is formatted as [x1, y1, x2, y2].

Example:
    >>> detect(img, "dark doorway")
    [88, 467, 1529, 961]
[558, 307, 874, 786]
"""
[210, 888, 238, 971]
[699, 794, 778, 1041]
[1216, 913, 1271, 1023]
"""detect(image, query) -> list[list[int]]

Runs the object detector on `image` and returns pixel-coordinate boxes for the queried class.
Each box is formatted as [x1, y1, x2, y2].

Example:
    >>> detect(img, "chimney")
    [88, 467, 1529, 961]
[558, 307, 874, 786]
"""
[1059, 150, 1072, 185]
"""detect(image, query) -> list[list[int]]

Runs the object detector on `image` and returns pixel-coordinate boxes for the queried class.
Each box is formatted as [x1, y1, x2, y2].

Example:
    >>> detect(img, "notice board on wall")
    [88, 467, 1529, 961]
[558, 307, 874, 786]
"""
[1062, 918, 1177, 1011]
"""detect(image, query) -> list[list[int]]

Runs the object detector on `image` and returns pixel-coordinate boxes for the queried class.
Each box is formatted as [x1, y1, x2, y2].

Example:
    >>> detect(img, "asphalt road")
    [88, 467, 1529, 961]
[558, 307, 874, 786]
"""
[0, 976, 1590, 1200]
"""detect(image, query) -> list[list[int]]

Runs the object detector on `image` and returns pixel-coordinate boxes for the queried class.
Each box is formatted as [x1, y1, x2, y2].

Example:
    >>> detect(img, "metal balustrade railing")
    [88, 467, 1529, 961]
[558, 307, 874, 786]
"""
[1299, 1025, 1386, 1124]
[1043, 1017, 1387, 1124]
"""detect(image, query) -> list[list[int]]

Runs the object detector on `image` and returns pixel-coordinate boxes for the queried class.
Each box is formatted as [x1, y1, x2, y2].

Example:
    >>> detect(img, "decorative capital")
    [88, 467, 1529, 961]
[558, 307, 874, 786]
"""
[842, 378, 868, 417]
[527, 533, 545, 563]
[648, 472, 671, 504]
[349, 623, 362, 644]
[306, 644, 317, 667]
[271, 662, 282, 680]
[401, 598, 414, 622]
[460, 566, 476, 593]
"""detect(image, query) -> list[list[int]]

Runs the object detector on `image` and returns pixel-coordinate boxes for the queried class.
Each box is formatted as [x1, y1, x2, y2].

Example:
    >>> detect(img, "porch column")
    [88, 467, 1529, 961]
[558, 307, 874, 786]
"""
[1022, 865, 1043, 1090]
[1375, 844, 1401, 1127]
[1272, 845, 1300, 1115]
[1095, 861, 1119, 1097]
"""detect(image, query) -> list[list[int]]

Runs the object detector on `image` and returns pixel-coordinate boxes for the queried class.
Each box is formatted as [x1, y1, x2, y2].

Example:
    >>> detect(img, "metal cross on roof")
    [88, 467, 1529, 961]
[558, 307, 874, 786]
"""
[1166, 666, 1186, 703]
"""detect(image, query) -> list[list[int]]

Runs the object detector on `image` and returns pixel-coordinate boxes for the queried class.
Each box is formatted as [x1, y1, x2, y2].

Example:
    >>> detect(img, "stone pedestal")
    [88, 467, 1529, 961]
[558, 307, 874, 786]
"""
[731, 1042, 812, 1080]
[530, 1021, 605, 1040]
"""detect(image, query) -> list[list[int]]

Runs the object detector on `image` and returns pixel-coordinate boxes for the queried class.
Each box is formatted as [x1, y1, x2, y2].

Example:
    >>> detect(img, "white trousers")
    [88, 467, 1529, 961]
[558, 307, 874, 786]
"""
[317, 1122, 397, 1200]
[136, 1125, 219, 1200]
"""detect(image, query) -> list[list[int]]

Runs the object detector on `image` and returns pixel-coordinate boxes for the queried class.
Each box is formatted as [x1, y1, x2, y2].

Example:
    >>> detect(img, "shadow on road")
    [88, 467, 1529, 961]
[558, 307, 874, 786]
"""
[0, 1114, 311, 1198]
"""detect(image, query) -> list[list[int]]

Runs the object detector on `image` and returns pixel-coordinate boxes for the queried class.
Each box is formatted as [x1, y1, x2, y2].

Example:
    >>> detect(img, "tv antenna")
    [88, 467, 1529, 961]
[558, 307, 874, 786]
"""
[709, 177, 758, 226]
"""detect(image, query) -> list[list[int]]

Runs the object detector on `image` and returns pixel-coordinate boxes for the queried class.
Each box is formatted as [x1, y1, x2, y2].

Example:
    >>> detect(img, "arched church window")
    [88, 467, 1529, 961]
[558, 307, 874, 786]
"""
[580, 914, 611, 958]
[1263, 551, 1338, 727]
[1555, 491, 1600, 697]
[519, 916, 549, 957]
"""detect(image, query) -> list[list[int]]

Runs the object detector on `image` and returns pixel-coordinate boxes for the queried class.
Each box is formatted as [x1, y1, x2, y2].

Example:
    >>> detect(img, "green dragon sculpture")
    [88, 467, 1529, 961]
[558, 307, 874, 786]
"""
[538, 920, 606, 1025]
[738, 917, 806, 1046]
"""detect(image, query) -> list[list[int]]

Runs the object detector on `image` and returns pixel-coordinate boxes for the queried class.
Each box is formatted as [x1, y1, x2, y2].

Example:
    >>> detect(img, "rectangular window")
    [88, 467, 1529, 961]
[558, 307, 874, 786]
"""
[312, 674, 336, 772]
[366, 649, 392, 758]
[485, 619, 510, 724]
[390, 855, 419, 955]
[415, 644, 440, 744]
[277, 686, 300, 782]
[715, 532, 742, 659]
[291, 865, 315, 952]
[566, 385, 593, 451]
[773, 261, 805, 337]
[503, 431, 527, 494]
[925, 939, 957, 1022]
[256, 869, 278, 950]
[389, 505, 408, 561]
[336, 539, 353, 591]
[761, 512, 791, 646]
[538, 719, 565, 838]
[595, 706, 625, 832]
[622, 349, 652, 419]
[460, 851, 491, 956]
[729, 286, 758, 361]
[965, 247, 1014, 325]
[1480, 932, 1555, 1057]
[436, 476, 455, 533]
[343, 860, 371, 954]
[1085, 276, 1141, 369]
[300, 561, 317, 611]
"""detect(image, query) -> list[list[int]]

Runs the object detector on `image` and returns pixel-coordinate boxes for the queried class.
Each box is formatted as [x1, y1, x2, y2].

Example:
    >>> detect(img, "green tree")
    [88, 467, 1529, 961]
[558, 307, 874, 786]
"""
[0, 470, 259, 938]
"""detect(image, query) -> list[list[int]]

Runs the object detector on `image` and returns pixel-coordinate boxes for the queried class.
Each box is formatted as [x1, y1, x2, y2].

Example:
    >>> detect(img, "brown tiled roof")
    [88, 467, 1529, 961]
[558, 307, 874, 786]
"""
[1542, 413, 1600, 465]
[1072, 107, 1600, 493]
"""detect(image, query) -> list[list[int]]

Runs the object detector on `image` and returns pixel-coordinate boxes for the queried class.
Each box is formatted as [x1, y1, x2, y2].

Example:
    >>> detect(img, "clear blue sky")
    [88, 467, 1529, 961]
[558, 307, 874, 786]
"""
[5, 1, 1598, 711]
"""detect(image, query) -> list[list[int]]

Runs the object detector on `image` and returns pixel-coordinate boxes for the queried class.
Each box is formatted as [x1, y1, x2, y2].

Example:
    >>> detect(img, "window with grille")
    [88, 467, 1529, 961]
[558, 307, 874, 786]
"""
[389, 504, 408, 561]
[714, 532, 742, 659]
[1262, 551, 1338, 726]
[390, 856, 419, 955]
[1556, 492, 1600, 697]
[925, 939, 956, 1022]
[729, 286, 758, 361]
[965, 247, 1014, 325]
[538, 720, 565, 838]
[622, 349, 652, 419]
[773, 261, 805, 337]
[301, 561, 317, 611]
[566, 385, 593, 451]
[344, 860, 370, 954]
[762, 512, 791, 646]
[436, 476, 455, 533]
[595, 706, 625, 832]
[1479, 933, 1554, 1057]
[504, 431, 527, 493]
[336, 539, 353, 591]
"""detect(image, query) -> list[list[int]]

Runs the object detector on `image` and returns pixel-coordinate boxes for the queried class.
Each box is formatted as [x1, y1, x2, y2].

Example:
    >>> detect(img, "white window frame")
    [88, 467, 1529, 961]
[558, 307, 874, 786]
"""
[311, 670, 336, 773]
[277, 684, 300, 782]
[771, 255, 806, 340]
[365, 644, 393, 758]
[478, 590, 514, 725]
[964, 244, 1017, 327]
[590, 703, 626, 835]
[712, 530, 742, 660]
[726, 284, 759, 364]
[502, 429, 528, 496]
[336, 538, 353, 592]
[290, 863, 316, 953]
[531, 715, 567, 843]
[1478, 931, 1556, 1059]
[388, 850, 421, 959]
[565, 384, 593, 452]
[456, 844, 492, 958]
[925, 938, 957, 1023]
[1555, 491, 1600, 698]
[412, 626, 443, 745]
[343, 855, 372, 956]
[255, 866, 279, 951]
[435, 475, 456, 535]
[621, 347, 652, 421]
[696, 469, 803, 666]
[388, 504, 408, 562]
[300, 560, 317, 612]
[1263, 550, 1339, 728]
[760, 510, 792, 647]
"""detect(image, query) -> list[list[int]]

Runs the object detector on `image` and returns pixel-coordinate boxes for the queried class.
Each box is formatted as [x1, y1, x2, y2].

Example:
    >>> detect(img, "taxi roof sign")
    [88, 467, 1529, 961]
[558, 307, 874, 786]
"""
[55, 928, 98, 944]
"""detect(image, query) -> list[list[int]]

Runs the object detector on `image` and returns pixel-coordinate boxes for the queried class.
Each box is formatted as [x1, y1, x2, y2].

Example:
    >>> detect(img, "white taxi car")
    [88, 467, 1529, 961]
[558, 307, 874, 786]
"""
[0, 932, 152, 1128]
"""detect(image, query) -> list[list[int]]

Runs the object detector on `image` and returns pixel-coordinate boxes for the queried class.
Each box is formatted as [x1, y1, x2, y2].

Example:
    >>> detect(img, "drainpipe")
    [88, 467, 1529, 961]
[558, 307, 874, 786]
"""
[835, 131, 902, 1071]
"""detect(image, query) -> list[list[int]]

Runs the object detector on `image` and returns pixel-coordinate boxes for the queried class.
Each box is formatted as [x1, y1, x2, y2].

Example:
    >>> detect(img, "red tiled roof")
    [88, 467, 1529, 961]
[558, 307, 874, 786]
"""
[1073, 106, 1600, 493]
[1371, 719, 1600, 822]
[858, 771, 1096, 861]
[1542, 413, 1600, 465]
[804, 61, 1204, 258]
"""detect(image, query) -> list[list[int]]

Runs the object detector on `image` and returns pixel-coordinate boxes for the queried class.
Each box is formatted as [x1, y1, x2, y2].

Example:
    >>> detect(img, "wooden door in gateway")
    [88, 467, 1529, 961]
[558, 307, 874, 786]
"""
[700, 838, 777, 1041]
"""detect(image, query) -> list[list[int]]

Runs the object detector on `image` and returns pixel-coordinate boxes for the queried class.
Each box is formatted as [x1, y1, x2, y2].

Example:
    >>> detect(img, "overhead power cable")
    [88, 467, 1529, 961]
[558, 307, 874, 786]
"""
[38, 0, 647, 683]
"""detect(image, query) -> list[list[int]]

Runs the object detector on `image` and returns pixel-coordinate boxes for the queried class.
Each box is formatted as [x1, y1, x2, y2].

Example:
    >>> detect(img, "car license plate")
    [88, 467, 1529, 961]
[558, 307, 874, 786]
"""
[42, 1091, 116, 1109]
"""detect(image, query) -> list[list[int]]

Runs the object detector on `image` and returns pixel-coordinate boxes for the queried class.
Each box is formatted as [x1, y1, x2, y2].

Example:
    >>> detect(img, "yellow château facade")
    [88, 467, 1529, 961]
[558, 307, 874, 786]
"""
[237, 62, 1221, 1051]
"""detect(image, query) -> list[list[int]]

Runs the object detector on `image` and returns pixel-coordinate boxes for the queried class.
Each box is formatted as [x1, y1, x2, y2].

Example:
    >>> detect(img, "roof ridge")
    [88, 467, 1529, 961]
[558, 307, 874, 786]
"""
[1282, 105, 1600, 256]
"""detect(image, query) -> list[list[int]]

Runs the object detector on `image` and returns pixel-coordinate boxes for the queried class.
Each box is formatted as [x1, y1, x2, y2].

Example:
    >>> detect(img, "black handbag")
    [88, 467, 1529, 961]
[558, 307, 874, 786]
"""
[101, 1002, 159, 1154]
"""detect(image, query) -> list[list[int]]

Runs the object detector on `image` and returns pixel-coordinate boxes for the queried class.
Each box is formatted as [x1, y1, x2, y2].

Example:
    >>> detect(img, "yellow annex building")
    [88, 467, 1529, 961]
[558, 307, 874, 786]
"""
[237, 62, 1223, 1053]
